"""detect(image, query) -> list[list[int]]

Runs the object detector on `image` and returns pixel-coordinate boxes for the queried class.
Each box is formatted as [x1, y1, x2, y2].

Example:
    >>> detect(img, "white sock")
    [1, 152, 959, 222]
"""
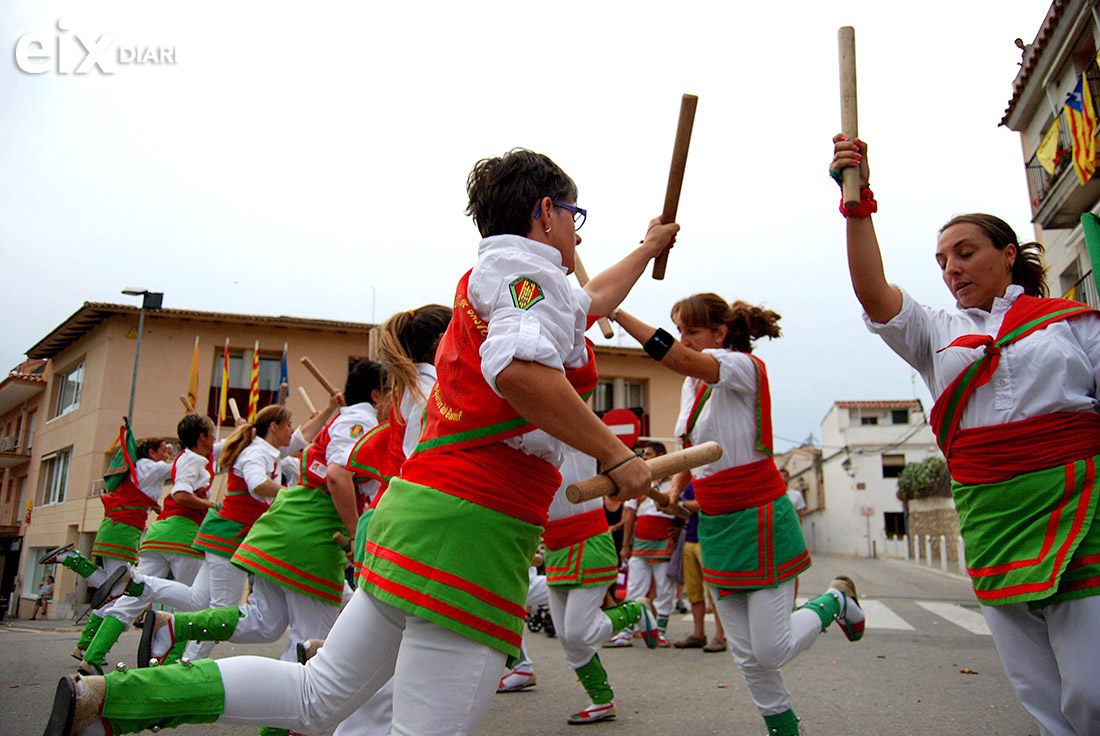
[828, 588, 865, 623]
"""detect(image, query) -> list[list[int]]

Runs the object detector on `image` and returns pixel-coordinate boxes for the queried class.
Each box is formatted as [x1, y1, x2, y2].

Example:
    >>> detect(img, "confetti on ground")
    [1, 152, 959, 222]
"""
[959, 669, 979, 675]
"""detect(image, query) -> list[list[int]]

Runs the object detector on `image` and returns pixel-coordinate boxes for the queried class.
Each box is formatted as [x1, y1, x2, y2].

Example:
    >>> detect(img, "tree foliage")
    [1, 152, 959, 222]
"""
[897, 456, 948, 500]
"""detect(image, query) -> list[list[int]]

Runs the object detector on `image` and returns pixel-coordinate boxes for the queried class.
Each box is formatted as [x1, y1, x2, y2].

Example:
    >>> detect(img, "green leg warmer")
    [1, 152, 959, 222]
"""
[160, 639, 188, 667]
[62, 551, 100, 579]
[173, 605, 242, 642]
[573, 653, 613, 705]
[76, 613, 105, 651]
[801, 592, 840, 632]
[102, 658, 225, 734]
[257, 728, 289, 736]
[657, 615, 669, 636]
[763, 708, 800, 736]
[83, 614, 129, 669]
[601, 600, 642, 634]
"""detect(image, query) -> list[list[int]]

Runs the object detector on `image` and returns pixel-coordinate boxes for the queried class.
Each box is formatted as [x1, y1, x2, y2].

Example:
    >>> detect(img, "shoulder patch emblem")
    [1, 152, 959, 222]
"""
[350, 424, 365, 438]
[509, 277, 545, 310]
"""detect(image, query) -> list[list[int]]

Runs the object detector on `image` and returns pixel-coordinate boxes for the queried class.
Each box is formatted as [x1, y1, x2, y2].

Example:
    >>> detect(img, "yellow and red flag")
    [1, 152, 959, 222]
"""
[1065, 74, 1097, 185]
[219, 338, 230, 426]
[248, 340, 260, 422]
[186, 336, 199, 410]
[1035, 116, 1060, 176]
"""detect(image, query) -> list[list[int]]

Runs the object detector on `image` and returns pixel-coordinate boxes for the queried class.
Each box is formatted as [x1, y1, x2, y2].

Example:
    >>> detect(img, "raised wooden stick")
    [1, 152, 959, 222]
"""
[572, 253, 614, 338]
[297, 386, 317, 415]
[566, 441, 722, 503]
[300, 356, 337, 395]
[179, 395, 194, 414]
[652, 93, 698, 280]
[228, 398, 242, 423]
[838, 26, 860, 208]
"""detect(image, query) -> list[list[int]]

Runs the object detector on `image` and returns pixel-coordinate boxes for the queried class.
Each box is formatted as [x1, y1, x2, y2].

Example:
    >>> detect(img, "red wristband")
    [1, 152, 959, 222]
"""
[839, 187, 877, 218]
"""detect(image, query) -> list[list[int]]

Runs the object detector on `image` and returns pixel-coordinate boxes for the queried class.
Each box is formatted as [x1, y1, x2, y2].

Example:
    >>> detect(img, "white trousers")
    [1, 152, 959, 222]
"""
[526, 567, 549, 610]
[714, 579, 822, 716]
[102, 552, 202, 626]
[185, 553, 247, 660]
[626, 557, 674, 618]
[230, 577, 340, 662]
[332, 677, 395, 736]
[215, 588, 505, 735]
[547, 585, 612, 670]
[982, 596, 1100, 736]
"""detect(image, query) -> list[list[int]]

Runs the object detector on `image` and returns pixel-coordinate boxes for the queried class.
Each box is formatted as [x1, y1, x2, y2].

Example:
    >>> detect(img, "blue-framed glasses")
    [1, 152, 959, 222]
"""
[555, 202, 587, 230]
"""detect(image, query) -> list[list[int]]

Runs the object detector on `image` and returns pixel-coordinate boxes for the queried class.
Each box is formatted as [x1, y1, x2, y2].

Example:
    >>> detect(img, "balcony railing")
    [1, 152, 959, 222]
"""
[1063, 270, 1100, 308]
[1026, 62, 1100, 228]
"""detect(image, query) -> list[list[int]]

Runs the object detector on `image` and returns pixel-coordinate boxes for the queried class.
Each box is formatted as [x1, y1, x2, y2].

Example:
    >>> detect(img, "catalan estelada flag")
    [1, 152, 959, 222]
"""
[1065, 74, 1097, 185]
[248, 340, 260, 422]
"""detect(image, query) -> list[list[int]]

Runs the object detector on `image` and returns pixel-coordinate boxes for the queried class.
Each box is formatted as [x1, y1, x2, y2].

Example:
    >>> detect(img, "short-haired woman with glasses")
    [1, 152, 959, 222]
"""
[46, 148, 678, 736]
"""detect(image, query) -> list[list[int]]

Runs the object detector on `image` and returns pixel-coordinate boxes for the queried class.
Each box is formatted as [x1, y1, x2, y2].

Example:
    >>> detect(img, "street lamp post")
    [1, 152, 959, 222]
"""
[122, 288, 164, 422]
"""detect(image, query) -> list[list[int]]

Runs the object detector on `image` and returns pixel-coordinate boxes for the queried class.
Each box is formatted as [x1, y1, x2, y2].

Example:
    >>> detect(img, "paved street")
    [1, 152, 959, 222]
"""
[1, 556, 1038, 735]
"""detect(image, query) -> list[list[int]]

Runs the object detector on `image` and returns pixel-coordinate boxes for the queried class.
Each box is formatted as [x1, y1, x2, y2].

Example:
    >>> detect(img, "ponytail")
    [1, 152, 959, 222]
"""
[220, 404, 291, 469]
[377, 305, 452, 414]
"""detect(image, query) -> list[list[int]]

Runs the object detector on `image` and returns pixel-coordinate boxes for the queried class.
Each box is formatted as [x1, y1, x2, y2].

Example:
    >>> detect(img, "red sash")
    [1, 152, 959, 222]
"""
[680, 353, 774, 457]
[693, 458, 786, 515]
[635, 515, 674, 541]
[400, 442, 560, 527]
[100, 477, 158, 529]
[219, 471, 272, 526]
[415, 270, 599, 456]
[930, 295, 1096, 456]
[157, 453, 213, 526]
[542, 509, 609, 551]
[946, 412, 1100, 484]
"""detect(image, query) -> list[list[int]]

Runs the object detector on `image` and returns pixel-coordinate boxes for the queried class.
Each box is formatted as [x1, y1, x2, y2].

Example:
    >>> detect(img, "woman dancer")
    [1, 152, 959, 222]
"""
[830, 134, 1100, 735]
[500, 444, 656, 724]
[613, 298, 864, 736]
[44, 435, 173, 664]
[76, 417, 220, 674]
[44, 147, 675, 736]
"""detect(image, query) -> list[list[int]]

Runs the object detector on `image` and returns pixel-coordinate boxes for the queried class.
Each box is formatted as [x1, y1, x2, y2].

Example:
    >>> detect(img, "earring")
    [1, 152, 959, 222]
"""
[544, 225, 552, 233]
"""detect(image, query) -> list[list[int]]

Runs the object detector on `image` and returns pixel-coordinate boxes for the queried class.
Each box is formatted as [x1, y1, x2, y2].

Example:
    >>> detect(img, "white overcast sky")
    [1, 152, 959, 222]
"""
[1, 1, 1050, 451]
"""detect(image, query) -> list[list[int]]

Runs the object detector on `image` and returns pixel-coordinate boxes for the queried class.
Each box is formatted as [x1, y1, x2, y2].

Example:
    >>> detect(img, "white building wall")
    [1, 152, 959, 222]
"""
[813, 404, 940, 558]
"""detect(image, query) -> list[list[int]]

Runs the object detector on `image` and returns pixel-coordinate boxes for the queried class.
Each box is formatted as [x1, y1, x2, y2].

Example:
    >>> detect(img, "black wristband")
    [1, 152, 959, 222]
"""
[643, 328, 675, 361]
[602, 451, 641, 475]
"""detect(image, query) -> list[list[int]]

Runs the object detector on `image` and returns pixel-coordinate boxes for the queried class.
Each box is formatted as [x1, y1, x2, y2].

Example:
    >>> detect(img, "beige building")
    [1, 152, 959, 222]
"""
[5, 301, 679, 620]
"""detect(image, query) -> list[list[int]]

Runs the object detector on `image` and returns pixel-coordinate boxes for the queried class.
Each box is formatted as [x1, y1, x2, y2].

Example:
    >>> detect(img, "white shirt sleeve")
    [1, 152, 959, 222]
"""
[703, 349, 761, 393]
[284, 428, 308, 457]
[1068, 312, 1100, 397]
[238, 444, 276, 492]
[862, 286, 937, 375]
[171, 454, 203, 496]
[471, 251, 591, 396]
[135, 459, 172, 501]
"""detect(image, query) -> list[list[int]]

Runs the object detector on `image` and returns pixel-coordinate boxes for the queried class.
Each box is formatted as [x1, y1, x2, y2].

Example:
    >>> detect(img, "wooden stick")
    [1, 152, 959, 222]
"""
[566, 441, 722, 503]
[228, 398, 242, 423]
[300, 356, 337, 395]
[652, 93, 698, 280]
[297, 386, 317, 416]
[179, 395, 194, 414]
[838, 26, 860, 208]
[572, 254, 614, 338]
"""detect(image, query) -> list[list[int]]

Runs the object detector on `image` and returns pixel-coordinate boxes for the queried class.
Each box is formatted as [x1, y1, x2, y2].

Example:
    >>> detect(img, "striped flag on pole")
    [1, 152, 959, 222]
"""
[1065, 74, 1097, 185]
[219, 338, 230, 427]
[248, 340, 260, 422]
[186, 336, 199, 410]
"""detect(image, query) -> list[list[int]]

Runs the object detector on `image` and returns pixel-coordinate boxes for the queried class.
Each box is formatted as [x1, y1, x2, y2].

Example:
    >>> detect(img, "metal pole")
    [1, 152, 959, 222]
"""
[128, 305, 146, 421]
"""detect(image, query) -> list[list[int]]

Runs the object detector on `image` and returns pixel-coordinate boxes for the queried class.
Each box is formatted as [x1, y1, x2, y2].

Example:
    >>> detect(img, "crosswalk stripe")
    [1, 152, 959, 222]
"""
[861, 599, 915, 630]
[916, 601, 991, 635]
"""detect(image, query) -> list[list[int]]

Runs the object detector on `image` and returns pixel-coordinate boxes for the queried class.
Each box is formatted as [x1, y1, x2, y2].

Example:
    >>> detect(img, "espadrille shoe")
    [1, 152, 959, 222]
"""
[88, 566, 132, 610]
[43, 674, 105, 736]
[567, 701, 616, 725]
[497, 666, 537, 692]
[830, 575, 866, 642]
[137, 610, 174, 667]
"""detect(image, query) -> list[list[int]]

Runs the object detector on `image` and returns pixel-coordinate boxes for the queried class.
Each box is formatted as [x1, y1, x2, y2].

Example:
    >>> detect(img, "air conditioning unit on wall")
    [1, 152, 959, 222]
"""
[0, 436, 15, 452]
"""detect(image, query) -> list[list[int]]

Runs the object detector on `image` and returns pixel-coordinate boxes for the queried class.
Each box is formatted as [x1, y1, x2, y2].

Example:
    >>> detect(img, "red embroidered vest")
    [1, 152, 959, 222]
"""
[157, 452, 213, 526]
[100, 476, 158, 530]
